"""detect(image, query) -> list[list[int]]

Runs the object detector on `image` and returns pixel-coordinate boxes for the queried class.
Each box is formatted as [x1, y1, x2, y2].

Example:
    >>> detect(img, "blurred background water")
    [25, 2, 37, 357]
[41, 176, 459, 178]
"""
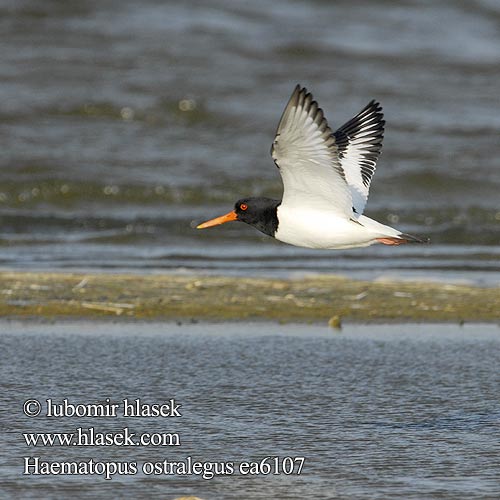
[2, 322, 500, 499]
[1, 0, 499, 283]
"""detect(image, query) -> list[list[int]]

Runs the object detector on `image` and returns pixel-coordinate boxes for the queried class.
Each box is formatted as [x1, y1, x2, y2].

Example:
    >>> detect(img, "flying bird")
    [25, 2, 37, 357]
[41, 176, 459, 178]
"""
[197, 85, 425, 249]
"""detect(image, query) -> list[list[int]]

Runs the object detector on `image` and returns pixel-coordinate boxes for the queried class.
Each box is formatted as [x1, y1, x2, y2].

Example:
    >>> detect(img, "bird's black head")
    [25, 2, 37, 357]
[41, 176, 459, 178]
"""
[234, 197, 281, 236]
[197, 197, 280, 237]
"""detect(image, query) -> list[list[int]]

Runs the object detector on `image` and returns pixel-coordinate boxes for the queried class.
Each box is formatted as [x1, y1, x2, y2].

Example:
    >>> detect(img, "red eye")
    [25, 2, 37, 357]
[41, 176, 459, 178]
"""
[240, 203, 248, 211]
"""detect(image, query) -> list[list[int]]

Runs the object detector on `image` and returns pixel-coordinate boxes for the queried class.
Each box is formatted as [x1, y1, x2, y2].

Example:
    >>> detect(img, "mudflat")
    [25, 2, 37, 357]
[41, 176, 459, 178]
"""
[0, 272, 497, 323]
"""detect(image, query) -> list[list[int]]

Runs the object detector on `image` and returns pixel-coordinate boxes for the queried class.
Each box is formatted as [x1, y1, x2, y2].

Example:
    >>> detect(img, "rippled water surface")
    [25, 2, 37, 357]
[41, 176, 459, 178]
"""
[1, 0, 499, 282]
[1, 322, 499, 499]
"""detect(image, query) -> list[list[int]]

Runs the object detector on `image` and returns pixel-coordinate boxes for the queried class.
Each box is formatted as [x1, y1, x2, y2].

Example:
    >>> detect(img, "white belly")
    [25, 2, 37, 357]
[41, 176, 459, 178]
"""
[274, 205, 410, 249]
[275, 206, 381, 249]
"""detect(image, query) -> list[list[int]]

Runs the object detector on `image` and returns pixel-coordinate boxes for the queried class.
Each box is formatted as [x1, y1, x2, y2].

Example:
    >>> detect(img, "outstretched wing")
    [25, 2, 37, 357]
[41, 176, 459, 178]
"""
[333, 100, 384, 214]
[271, 85, 353, 218]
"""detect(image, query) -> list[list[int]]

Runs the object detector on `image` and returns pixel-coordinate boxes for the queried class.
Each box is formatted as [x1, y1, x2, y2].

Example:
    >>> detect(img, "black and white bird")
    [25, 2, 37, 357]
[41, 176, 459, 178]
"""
[197, 85, 425, 248]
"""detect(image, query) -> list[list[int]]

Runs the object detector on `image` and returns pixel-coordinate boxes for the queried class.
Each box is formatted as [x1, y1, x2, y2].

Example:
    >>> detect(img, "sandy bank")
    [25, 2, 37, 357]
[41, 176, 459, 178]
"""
[0, 271, 498, 324]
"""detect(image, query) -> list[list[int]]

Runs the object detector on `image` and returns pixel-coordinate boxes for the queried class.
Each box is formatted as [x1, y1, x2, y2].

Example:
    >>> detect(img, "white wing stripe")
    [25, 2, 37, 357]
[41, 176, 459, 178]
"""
[333, 100, 384, 214]
[271, 85, 353, 217]
[270, 86, 384, 218]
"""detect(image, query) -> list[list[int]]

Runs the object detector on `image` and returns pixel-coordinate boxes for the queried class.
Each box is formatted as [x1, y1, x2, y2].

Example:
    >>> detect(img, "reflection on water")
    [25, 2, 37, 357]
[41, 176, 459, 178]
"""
[1, 0, 499, 282]
[1, 322, 499, 499]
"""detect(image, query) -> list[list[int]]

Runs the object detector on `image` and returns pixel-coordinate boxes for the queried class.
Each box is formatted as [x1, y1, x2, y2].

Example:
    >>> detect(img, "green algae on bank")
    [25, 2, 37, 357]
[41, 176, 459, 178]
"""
[0, 272, 498, 323]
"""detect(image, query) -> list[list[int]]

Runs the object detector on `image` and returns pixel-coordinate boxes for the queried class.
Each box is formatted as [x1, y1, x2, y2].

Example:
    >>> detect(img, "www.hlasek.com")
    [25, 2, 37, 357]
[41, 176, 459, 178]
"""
[24, 427, 180, 447]
[22, 398, 306, 480]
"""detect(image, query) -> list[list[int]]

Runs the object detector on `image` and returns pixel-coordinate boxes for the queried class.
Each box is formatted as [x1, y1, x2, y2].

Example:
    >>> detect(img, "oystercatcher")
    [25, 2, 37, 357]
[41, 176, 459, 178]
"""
[197, 85, 425, 249]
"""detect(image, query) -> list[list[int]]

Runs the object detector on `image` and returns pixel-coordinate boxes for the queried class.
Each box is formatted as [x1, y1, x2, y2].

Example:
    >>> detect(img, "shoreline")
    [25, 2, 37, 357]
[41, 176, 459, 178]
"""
[0, 271, 498, 324]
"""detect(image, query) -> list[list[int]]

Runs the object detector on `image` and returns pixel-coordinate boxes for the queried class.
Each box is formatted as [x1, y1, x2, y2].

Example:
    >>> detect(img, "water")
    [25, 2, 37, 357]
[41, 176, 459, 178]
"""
[1, 0, 499, 283]
[1, 321, 499, 499]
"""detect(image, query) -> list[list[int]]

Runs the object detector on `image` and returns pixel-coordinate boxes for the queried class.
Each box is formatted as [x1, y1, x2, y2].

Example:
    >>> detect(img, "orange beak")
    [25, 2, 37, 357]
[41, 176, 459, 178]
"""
[196, 210, 238, 229]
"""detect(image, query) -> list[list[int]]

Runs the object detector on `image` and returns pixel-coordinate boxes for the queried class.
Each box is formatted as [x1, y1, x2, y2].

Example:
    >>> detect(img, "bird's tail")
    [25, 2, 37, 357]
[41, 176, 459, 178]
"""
[377, 233, 429, 245]
[356, 215, 429, 245]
